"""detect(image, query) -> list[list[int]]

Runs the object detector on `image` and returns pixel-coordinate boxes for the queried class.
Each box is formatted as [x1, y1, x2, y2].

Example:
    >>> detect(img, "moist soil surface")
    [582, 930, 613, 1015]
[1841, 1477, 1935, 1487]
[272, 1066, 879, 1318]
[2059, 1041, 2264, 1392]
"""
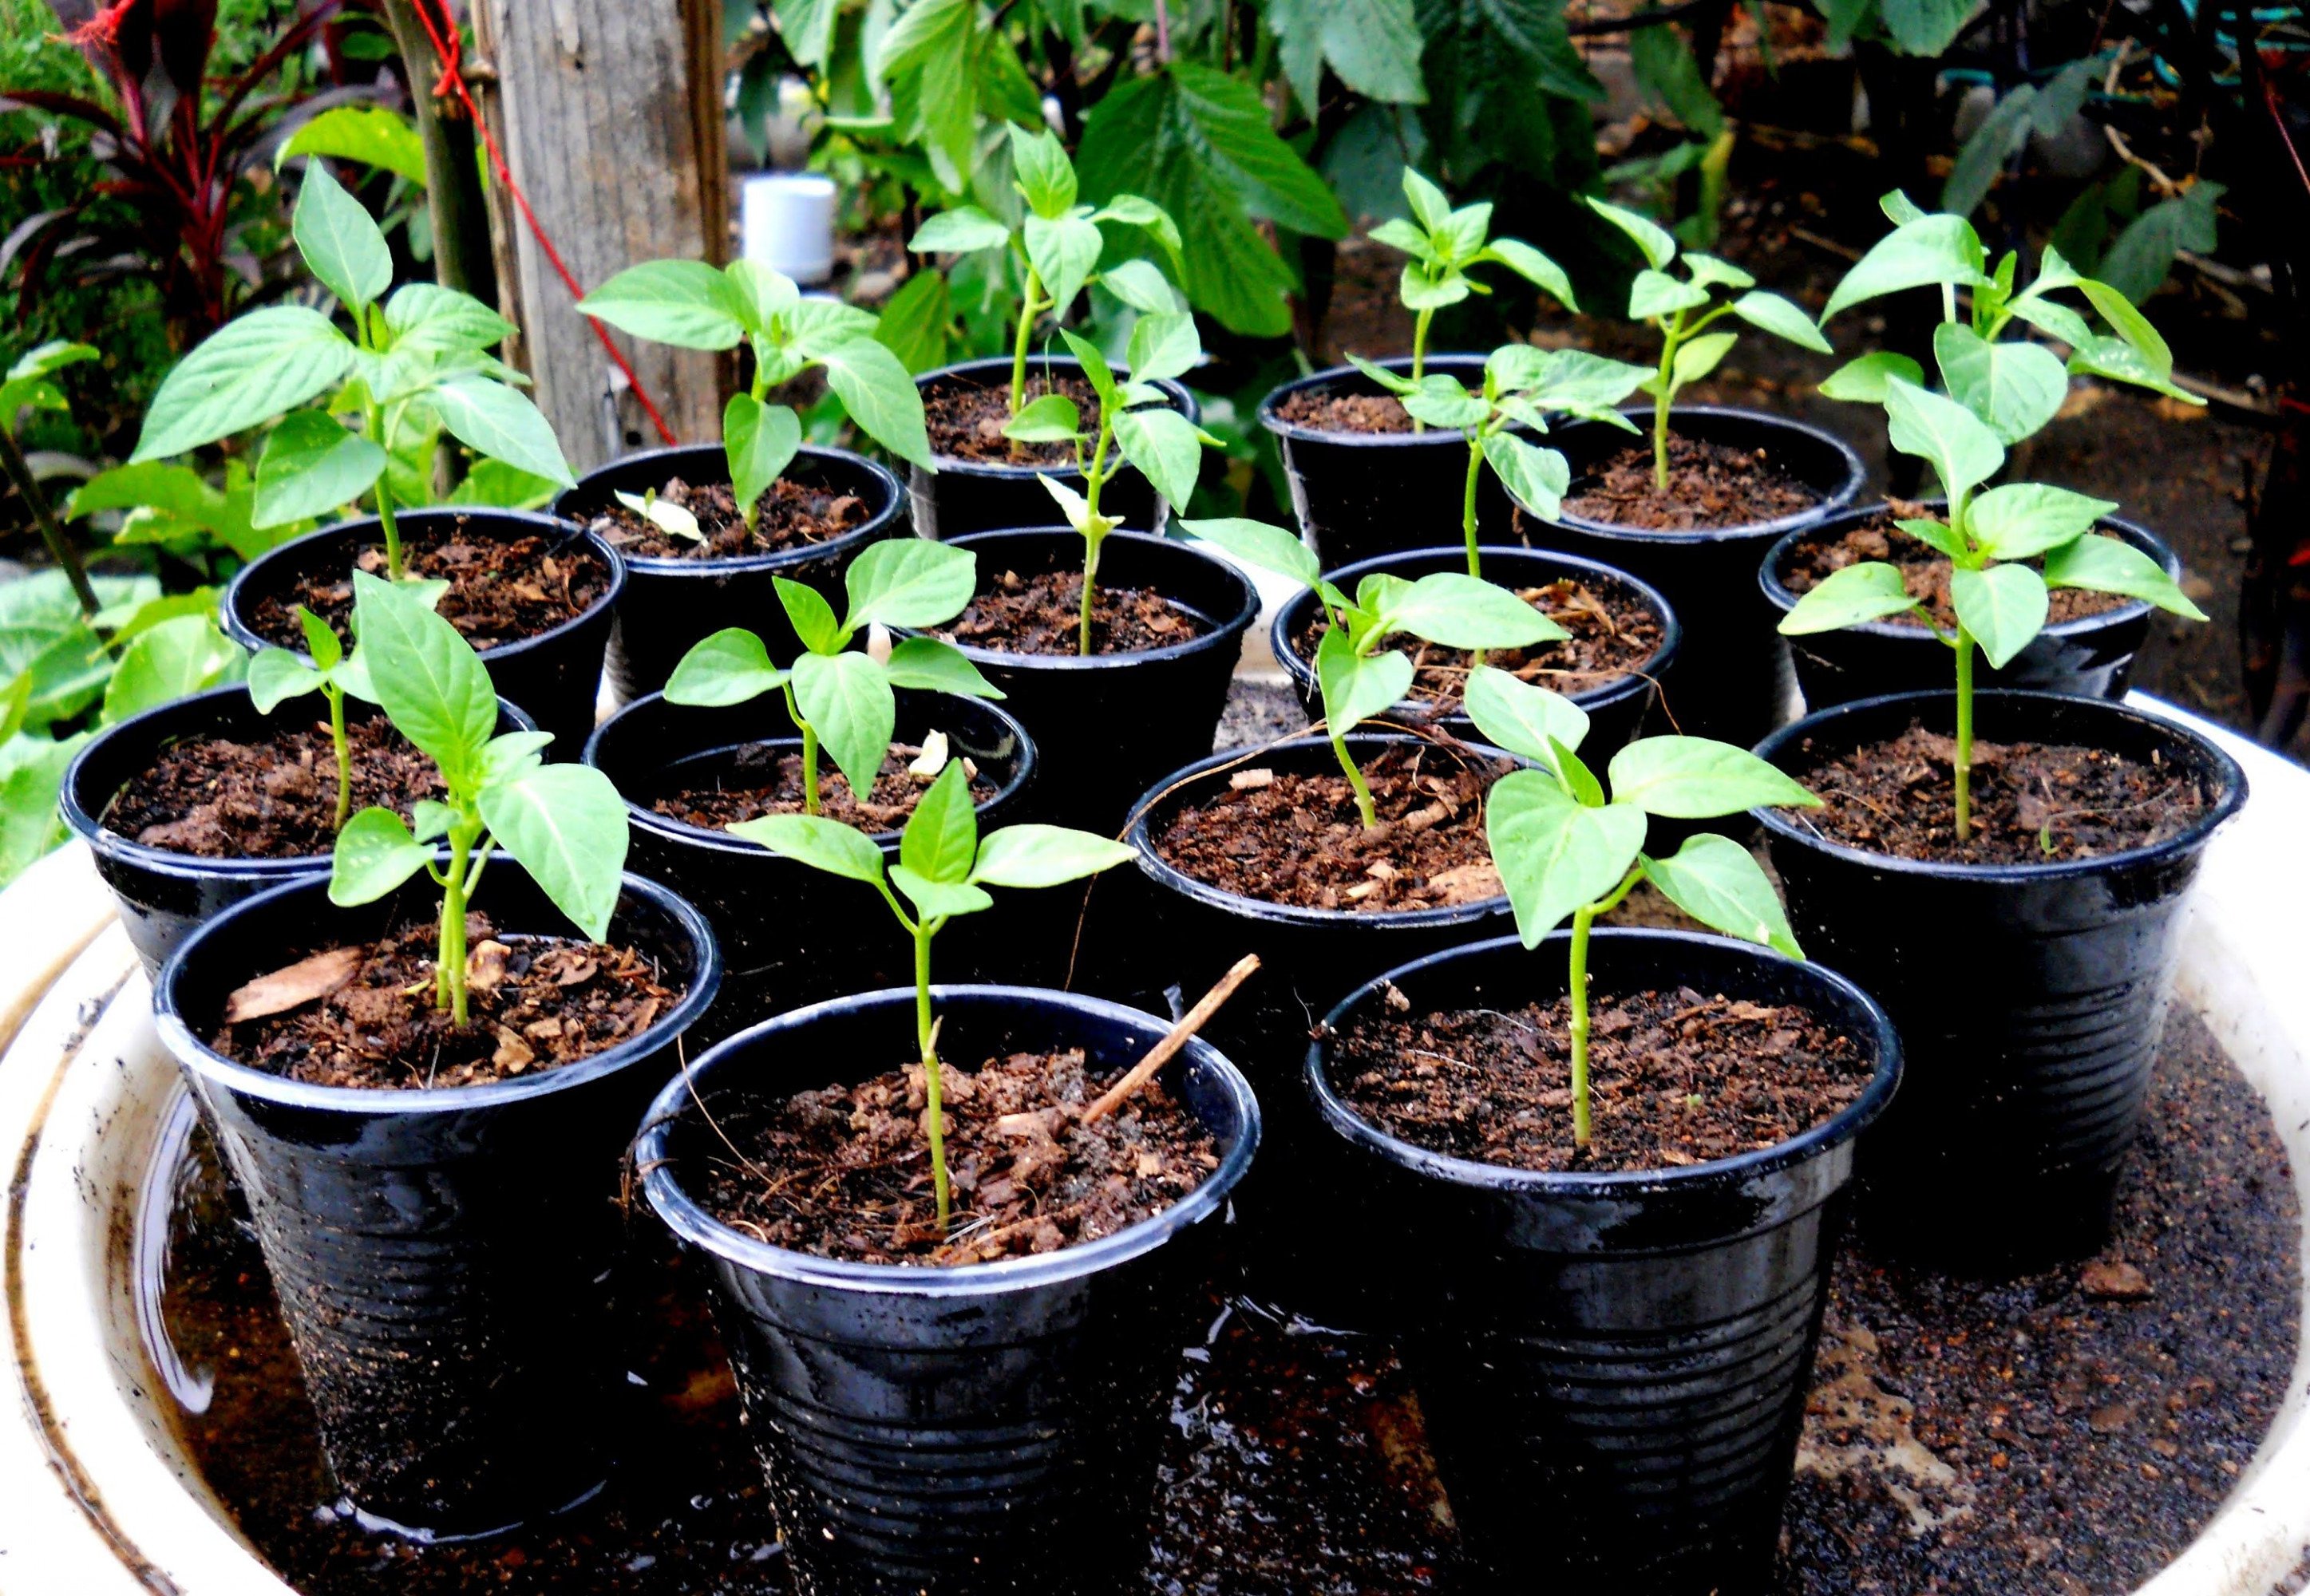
[579, 475, 871, 560]
[1291, 578, 1664, 712]
[1779, 508, 2134, 630]
[690, 1047, 1218, 1266]
[247, 520, 612, 652]
[1271, 383, 1418, 435]
[947, 567, 1207, 656]
[1561, 434, 1821, 531]
[1786, 722, 2218, 865]
[648, 743, 993, 834]
[923, 371, 1106, 465]
[210, 915, 683, 1090]
[1331, 987, 1873, 1175]
[1150, 744, 1506, 912]
[105, 716, 442, 859]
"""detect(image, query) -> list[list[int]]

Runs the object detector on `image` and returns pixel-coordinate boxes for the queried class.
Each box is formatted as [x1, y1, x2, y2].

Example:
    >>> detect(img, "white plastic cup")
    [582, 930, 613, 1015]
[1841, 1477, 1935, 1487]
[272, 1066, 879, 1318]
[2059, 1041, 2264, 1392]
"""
[742, 172, 837, 285]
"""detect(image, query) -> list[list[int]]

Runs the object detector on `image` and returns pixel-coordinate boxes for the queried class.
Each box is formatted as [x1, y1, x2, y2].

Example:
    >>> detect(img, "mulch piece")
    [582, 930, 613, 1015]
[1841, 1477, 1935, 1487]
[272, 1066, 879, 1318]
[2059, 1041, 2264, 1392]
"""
[1562, 434, 1821, 530]
[946, 567, 1206, 656]
[1272, 385, 1418, 434]
[1779, 505, 2130, 630]
[924, 371, 1102, 465]
[650, 742, 993, 833]
[106, 715, 441, 859]
[247, 519, 611, 652]
[581, 474, 870, 560]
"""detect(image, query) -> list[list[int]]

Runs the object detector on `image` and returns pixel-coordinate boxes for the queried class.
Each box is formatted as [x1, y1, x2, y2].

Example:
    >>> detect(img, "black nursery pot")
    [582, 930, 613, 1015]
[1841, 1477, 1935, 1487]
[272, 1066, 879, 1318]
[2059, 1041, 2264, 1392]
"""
[221, 507, 623, 757]
[933, 528, 1257, 834]
[1307, 930, 1902, 1594]
[583, 687, 1036, 1035]
[1513, 405, 1865, 747]
[1761, 502, 2184, 709]
[1272, 543, 1680, 760]
[61, 683, 536, 977]
[1256, 354, 1513, 569]
[555, 443, 904, 703]
[1753, 690, 2248, 1270]
[152, 864, 722, 1538]
[635, 984, 1260, 1596]
[911, 355, 1198, 541]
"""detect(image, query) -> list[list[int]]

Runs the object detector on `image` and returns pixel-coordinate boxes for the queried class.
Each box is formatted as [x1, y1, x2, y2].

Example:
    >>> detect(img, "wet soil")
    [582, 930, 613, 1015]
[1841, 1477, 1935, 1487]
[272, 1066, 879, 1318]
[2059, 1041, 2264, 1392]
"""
[1784, 723, 2219, 865]
[1779, 508, 2133, 630]
[1150, 744, 1507, 911]
[947, 567, 1207, 656]
[648, 743, 992, 834]
[1331, 986, 1873, 1175]
[923, 371, 1102, 465]
[246, 521, 612, 653]
[1561, 433, 1822, 530]
[579, 475, 870, 560]
[105, 716, 442, 859]
[1272, 384, 1418, 435]
[210, 916, 684, 1090]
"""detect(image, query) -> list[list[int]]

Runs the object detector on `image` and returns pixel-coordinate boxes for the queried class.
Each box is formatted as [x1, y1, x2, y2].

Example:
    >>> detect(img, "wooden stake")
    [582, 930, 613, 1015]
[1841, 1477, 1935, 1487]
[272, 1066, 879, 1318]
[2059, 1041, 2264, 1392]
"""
[1083, 954, 1260, 1123]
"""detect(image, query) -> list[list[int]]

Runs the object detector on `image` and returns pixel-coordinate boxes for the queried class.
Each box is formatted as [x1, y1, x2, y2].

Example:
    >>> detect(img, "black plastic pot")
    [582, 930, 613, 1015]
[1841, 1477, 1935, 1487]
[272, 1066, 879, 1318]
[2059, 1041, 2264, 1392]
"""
[61, 683, 536, 977]
[1272, 543, 1679, 760]
[1307, 930, 1902, 1594]
[911, 355, 1198, 541]
[583, 686, 1037, 1037]
[931, 528, 1258, 834]
[1760, 502, 2184, 710]
[1509, 405, 1866, 747]
[152, 864, 722, 1538]
[1753, 690, 2248, 1269]
[554, 443, 904, 703]
[220, 507, 623, 757]
[635, 984, 1259, 1595]
[1256, 354, 1520, 569]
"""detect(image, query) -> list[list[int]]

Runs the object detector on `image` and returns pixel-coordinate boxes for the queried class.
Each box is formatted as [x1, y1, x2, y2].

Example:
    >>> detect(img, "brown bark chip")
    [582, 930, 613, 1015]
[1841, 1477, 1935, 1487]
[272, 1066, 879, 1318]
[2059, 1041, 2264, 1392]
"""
[580, 474, 870, 559]
[246, 519, 611, 653]
[946, 566, 1207, 656]
[1561, 433, 1821, 530]
[106, 715, 445, 859]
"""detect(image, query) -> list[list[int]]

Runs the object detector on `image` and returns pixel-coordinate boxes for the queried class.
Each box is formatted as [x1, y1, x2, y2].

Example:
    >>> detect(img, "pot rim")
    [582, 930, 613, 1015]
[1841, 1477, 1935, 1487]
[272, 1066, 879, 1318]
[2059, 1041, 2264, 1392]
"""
[151, 864, 722, 1114]
[1254, 352, 1497, 448]
[582, 688, 1040, 855]
[1305, 926, 1904, 1197]
[635, 982, 1262, 1296]
[1751, 687, 2252, 881]
[1125, 731, 1518, 930]
[914, 354, 1197, 480]
[1268, 543, 1683, 721]
[59, 683, 536, 885]
[552, 441, 904, 575]
[929, 527, 1261, 670]
[1757, 500, 2181, 642]
[220, 506, 628, 666]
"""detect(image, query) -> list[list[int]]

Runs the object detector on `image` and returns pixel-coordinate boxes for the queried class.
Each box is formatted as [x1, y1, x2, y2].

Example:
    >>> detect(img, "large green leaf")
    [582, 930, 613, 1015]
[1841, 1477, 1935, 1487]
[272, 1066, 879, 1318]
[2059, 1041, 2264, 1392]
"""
[1731, 291, 1833, 354]
[882, 637, 1003, 697]
[329, 807, 435, 906]
[385, 284, 516, 355]
[478, 764, 630, 940]
[1932, 324, 2067, 445]
[134, 308, 356, 461]
[1644, 833, 1802, 957]
[430, 378, 575, 488]
[793, 649, 896, 801]
[1460, 664, 1590, 768]
[1821, 214, 1988, 323]
[292, 162, 393, 313]
[350, 571, 497, 782]
[971, 824, 1137, 887]
[1885, 377, 2004, 502]
[2043, 533, 2207, 619]
[1486, 772, 1646, 946]
[1022, 211, 1102, 320]
[0, 732, 83, 887]
[1268, 0, 1426, 111]
[725, 393, 803, 516]
[1605, 736, 1820, 818]
[1778, 560, 1920, 634]
[1177, 516, 1321, 588]
[101, 616, 243, 725]
[247, 648, 323, 714]
[576, 260, 748, 350]
[846, 538, 979, 629]
[1125, 311, 1202, 386]
[1950, 563, 2050, 668]
[726, 812, 890, 885]
[1385, 571, 1564, 650]
[664, 627, 788, 707]
[1967, 483, 2114, 561]
[1481, 433, 1571, 519]
[1818, 350, 1925, 403]
[817, 338, 934, 468]
[279, 105, 427, 185]
[873, 267, 955, 375]
[1315, 627, 1414, 729]
[253, 411, 387, 529]
[900, 760, 979, 884]
[1113, 407, 1206, 516]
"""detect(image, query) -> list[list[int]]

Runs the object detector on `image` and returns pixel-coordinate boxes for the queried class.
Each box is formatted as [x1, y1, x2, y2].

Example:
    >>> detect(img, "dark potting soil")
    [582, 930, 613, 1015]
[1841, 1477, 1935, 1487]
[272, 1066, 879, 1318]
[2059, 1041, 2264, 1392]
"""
[923, 371, 1102, 464]
[1560, 433, 1821, 530]
[1291, 578, 1664, 712]
[1779, 507, 2131, 630]
[1786, 721, 2217, 865]
[1271, 383, 1417, 434]
[580, 474, 869, 560]
[246, 521, 612, 653]
[1152, 744, 1507, 912]
[104, 716, 443, 859]
[692, 1046, 1218, 1266]
[946, 567, 1207, 656]
[1331, 986, 1872, 1175]
[649, 742, 993, 834]
[209, 916, 684, 1090]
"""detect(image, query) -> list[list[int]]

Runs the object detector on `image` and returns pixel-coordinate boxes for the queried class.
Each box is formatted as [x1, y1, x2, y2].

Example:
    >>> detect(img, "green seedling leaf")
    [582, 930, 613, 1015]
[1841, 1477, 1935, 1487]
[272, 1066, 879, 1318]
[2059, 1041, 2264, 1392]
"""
[1316, 628, 1414, 730]
[1400, 377, 1490, 432]
[817, 338, 934, 468]
[1885, 377, 2004, 502]
[1606, 736, 1821, 817]
[1819, 351, 1925, 403]
[1382, 573, 1565, 650]
[1113, 405, 1207, 513]
[1669, 331, 1738, 389]
[1950, 563, 2050, 668]
[1586, 196, 1679, 270]
[292, 162, 393, 314]
[900, 760, 979, 884]
[882, 637, 1003, 697]
[1730, 291, 1833, 353]
[1968, 483, 2116, 561]
[1023, 211, 1103, 321]
[889, 866, 994, 921]
[330, 807, 435, 905]
[1126, 310, 1203, 386]
[478, 730, 557, 785]
[1481, 239, 1578, 310]
[845, 539, 979, 630]
[411, 799, 455, 842]
[970, 824, 1136, 888]
[1010, 124, 1078, 218]
[431, 377, 575, 488]
[1778, 561, 1920, 634]
[1895, 517, 1971, 560]
[2043, 534, 2208, 618]
[247, 648, 324, 713]
[351, 571, 497, 781]
[385, 283, 516, 354]
[726, 812, 889, 883]
[1481, 433, 1572, 519]
[1098, 259, 1184, 314]
[1003, 392, 1083, 444]
[253, 410, 387, 529]
[908, 206, 1012, 255]
[477, 764, 629, 940]
[1486, 771, 1647, 946]
[725, 393, 804, 514]
[577, 260, 748, 349]
[793, 649, 896, 800]
[1644, 833, 1802, 957]
[1933, 324, 2068, 445]
[775, 577, 845, 655]
[1346, 353, 1419, 397]
[1178, 517, 1322, 589]
[1683, 255, 1756, 290]
[1461, 665, 1591, 771]
[1821, 212, 1989, 322]
[1629, 269, 1711, 321]
[134, 307, 356, 461]
[1553, 739, 1606, 807]
[614, 489, 704, 543]
[1039, 474, 1105, 538]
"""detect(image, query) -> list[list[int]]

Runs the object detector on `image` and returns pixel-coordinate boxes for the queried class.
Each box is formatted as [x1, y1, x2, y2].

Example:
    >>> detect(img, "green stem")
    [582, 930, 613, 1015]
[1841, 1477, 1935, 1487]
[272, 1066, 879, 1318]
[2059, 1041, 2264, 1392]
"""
[1568, 904, 1596, 1147]
[1652, 317, 1680, 496]
[368, 400, 404, 579]
[1409, 306, 1434, 432]
[1953, 624, 1975, 841]
[741, 365, 771, 535]
[1331, 723, 1378, 828]
[1077, 406, 1115, 658]
[1461, 433, 1483, 579]
[1009, 267, 1047, 417]
[781, 683, 820, 815]
[326, 684, 350, 830]
[439, 826, 471, 1027]
[915, 922, 951, 1234]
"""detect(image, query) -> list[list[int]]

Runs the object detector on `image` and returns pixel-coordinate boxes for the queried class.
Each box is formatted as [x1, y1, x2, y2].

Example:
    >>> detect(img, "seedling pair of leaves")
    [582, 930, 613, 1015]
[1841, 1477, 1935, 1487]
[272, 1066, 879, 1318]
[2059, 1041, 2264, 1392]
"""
[732, 759, 1135, 1231]
[135, 164, 574, 578]
[1459, 666, 1819, 1146]
[1368, 168, 1579, 400]
[907, 123, 1185, 417]
[327, 572, 628, 1029]
[663, 539, 1001, 815]
[248, 606, 378, 831]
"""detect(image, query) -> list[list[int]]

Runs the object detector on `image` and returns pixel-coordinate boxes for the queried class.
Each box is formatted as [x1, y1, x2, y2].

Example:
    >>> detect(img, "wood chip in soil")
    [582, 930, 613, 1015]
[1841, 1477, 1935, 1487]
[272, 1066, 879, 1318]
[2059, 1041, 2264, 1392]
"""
[1560, 434, 1821, 530]
[579, 474, 869, 559]
[1151, 744, 1507, 911]
[1332, 986, 1872, 1175]
[945, 567, 1206, 656]
[692, 1046, 1218, 1266]
[1785, 722, 2217, 865]
[1272, 384, 1417, 434]
[1779, 503, 2131, 630]
[246, 520, 611, 652]
[924, 371, 1103, 464]
[212, 915, 682, 1090]
[105, 715, 443, 859]
[649, 741, 992, 833]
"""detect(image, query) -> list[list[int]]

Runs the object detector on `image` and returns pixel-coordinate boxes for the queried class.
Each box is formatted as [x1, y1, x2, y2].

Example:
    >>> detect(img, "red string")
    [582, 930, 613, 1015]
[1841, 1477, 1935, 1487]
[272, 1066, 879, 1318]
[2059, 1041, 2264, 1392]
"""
[407, 0, 680, 448]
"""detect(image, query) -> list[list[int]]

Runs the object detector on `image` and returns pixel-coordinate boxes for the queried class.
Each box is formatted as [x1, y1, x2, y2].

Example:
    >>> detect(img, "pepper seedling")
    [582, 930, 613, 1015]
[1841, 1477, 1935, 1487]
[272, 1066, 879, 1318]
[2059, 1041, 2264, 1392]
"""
[730, 761, 1134, 1231]
[1584, 195, 1834, 492]
[614, 488, 703, 544]
[1179, 516, 1562, 828]
[663, 539, 1002, 814]
[1461, 666, 1819, 1146]
[328, 572, 628, 1028]
[1346, 342, 1652, 579]
[578, 258, 935, 531]
[247, 606, 378, 831]
[906, 123, 1185, 419]
[133, 164, 574, 579]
